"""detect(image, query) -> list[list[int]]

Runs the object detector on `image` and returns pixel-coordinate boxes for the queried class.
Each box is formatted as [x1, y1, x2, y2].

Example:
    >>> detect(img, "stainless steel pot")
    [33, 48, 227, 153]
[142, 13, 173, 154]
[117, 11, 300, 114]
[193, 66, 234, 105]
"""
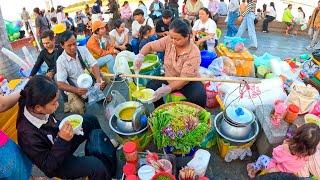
[220, 106, 255, 140]
[115, 101, 144, 133]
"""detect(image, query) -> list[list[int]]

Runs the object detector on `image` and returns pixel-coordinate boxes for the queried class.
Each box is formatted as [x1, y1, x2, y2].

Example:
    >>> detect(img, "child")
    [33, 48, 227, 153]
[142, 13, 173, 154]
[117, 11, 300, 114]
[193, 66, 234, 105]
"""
[247, 123, 320, 178]
[16, 76, 116, 180]
[138, 25, 153, 51]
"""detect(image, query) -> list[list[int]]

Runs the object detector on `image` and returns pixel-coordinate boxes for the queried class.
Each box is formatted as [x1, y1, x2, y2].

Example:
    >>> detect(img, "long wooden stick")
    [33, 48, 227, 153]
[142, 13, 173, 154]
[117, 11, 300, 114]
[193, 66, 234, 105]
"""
[104, 73, 262, 84]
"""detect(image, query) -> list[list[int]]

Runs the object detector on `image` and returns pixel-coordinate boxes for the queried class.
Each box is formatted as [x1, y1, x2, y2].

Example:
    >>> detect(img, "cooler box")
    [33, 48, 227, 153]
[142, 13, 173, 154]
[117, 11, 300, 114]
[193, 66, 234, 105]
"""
[217, 44, 254, 77]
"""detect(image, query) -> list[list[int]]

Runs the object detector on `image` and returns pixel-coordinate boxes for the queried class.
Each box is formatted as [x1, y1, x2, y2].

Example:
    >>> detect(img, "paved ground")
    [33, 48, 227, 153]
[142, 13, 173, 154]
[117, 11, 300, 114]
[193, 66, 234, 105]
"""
[16, 30, 312, 179]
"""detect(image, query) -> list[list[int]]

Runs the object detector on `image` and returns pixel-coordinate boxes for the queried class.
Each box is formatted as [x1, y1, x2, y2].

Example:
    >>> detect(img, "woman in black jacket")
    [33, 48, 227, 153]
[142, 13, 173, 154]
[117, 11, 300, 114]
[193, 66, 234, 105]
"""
[16, 76, 116, 180]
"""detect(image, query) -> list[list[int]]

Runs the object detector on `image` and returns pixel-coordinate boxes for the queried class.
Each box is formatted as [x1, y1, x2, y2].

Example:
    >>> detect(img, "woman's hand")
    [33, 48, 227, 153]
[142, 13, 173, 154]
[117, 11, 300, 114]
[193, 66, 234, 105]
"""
[134, 54, 144, 73]
[152, 85, 172, 102]
[58, 122, 74, 141]
[238, 16, 244, 22]
[76, 88, 88, 96]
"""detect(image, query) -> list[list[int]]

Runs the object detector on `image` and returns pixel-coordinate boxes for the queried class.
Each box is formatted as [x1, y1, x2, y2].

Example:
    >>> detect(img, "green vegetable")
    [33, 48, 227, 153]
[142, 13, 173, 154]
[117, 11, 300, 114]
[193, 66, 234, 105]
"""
[156, 175, 170, 180]
[148, 104, 211, 154]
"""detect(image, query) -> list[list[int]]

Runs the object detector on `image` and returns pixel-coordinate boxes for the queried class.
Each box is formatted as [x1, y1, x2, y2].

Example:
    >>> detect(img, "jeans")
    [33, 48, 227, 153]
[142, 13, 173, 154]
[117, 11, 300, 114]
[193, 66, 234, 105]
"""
[227, 11, 239, 37]
[262, 15, 275, 32]
[146, 80, 207, 107]
[53, 115, 112, 180]
[236, 12, 257, 48]
[97, 54, 115, 73]
[308, 28, 320, 47]
[131, 35, 158, 54]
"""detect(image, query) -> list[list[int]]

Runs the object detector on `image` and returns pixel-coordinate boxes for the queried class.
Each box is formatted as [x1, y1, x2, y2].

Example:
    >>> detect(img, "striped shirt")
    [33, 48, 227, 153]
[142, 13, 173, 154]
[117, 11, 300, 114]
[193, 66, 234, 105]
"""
[242, 2, 256, 17]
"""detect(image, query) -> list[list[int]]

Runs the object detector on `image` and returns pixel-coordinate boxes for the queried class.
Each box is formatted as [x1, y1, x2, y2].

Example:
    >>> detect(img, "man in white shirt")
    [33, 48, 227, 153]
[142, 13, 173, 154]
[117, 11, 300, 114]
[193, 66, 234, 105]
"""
[56, 30, 106, 114]
[218, 0, 228, 16]
[131, 9, 157, 54]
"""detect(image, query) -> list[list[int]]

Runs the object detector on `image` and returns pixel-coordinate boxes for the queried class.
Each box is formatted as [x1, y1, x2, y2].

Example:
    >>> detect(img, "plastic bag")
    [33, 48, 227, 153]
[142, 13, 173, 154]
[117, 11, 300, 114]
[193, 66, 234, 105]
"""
[254, 53, 281, 70]
[208, 56, 236, 76]
[105, 90, 126, 120]
[87, 84, 106, 105]
[113, 51, 136, 82]
[223, 36, 246, 52]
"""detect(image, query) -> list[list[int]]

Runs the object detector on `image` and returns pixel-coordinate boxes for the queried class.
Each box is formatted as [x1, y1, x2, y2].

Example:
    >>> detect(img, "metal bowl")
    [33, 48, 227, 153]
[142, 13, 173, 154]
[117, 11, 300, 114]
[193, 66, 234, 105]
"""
[220, 118, 252, 139]
[214, 112, 259, 143]
[114, 101, 142, 133]
[109, 114, 149, 136]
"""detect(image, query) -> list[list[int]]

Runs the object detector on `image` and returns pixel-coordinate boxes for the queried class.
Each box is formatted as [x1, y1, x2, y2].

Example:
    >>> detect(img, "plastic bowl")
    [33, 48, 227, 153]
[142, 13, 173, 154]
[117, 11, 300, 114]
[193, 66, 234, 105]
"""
[59, 114, 83, 134]
[200, 50, 217, 68]
[304, 114, 320, 126]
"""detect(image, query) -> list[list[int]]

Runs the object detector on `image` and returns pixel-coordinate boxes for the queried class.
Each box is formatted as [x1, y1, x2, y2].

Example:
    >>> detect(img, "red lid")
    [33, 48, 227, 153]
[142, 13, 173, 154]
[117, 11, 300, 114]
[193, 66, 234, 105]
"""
[0, 75, 4, 82]
[126, 175, 139, 180]
[123, 141, 137, 153]
[198, 177, 210, 180]
[123, 163, 136, 175]
[288, 104, 299, 113]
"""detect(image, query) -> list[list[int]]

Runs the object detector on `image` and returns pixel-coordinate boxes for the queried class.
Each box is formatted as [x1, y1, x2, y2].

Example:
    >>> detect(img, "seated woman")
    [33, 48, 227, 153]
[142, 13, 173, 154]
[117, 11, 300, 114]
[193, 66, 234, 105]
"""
[192, 7, 217, 52]
[87, 20, 116, 73]
[17, 76, 116, 180]
[134, 19, 206, 107]
[109, 19, 131, 52]
[138, 25, 154, 51]
[0, 92, 32, 180]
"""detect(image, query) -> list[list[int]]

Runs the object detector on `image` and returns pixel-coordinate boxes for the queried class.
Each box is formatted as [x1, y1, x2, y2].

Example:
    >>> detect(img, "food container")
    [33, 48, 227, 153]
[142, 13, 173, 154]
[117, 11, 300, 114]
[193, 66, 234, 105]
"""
[123, 163, 137, 176]
[59, 114, 83, 135]
[216, 44, 254, 77]
[126, 175, 139, 180]
[151, 172, 176, 180]
[123, 141, 138, 163]
[115, 101, 144, 133]
[285, 104, 299, 124]
[221, 106, 255, 139]
[157, 159, 172, 174]
[138, 165, 156, 180]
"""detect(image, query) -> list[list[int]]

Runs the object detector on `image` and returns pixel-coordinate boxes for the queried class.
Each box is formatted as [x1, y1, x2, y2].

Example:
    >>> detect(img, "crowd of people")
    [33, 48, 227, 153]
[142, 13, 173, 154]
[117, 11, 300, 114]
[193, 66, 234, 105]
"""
[0, 0, 318, 179]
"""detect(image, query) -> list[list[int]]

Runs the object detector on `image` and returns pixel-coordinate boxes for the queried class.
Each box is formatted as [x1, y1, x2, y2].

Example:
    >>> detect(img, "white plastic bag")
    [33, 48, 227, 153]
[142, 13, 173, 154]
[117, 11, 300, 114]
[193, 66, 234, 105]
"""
[113, 51, 136, 82]
[187, 149, 211, 177]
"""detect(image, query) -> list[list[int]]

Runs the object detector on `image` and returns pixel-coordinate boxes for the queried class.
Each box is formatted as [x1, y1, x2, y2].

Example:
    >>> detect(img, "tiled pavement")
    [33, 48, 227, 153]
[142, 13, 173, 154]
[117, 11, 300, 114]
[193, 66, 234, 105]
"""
[18, 30, 312, 179]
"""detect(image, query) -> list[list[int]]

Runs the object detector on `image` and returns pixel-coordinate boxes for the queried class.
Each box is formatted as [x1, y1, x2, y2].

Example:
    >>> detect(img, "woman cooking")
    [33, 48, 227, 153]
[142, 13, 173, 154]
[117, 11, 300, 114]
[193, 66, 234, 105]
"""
[134, 19, 207, 107]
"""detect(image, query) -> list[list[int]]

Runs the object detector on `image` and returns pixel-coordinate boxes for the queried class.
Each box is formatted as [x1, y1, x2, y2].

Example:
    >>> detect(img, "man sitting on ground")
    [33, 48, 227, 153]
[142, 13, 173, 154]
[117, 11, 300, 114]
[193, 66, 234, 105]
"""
[30, 30, 63, 79]
[155, 9, 173, 38]
[131, 9, 157, 54]
[87, 20, 116, 73]
[56, 30, 106, 114]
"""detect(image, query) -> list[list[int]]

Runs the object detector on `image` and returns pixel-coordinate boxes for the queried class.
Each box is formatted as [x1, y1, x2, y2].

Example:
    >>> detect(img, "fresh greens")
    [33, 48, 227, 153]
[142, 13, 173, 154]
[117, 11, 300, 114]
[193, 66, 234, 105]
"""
[148, 104, 211, 154]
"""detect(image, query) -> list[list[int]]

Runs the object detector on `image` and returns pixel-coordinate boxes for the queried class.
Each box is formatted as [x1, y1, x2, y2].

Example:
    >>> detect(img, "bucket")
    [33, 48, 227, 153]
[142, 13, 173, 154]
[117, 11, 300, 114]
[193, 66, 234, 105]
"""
[200, 50, 217, 68]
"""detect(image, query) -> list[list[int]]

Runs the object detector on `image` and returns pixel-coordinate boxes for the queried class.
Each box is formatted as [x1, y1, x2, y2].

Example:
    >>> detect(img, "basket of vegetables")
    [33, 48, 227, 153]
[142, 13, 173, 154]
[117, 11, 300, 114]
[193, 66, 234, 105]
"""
[148, 102, 212, 155]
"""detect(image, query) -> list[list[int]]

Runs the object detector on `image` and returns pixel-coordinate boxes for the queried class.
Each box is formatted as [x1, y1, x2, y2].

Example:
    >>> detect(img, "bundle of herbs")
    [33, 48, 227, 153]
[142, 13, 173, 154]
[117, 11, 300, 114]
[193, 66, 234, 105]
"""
[149, 104, 211, 154]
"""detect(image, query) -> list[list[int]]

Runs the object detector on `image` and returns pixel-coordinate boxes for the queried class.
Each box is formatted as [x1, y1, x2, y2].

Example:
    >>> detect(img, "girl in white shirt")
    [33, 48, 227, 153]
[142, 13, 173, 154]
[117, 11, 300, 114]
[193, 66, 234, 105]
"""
[192, 8, 217, 52]
[109, 20, 130, 51]
[262, 2, 276, 33]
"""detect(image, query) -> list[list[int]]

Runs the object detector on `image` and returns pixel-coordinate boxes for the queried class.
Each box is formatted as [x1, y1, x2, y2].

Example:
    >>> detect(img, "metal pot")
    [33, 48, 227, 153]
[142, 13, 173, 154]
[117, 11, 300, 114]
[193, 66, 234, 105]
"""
[220, 106, 255, 140]
[115, 101, 144, 133]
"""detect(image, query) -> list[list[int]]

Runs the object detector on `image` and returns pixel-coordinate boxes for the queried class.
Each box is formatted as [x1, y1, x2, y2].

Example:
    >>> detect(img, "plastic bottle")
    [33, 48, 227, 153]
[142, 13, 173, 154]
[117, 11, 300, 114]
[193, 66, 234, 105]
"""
[285, 104, 299, 123]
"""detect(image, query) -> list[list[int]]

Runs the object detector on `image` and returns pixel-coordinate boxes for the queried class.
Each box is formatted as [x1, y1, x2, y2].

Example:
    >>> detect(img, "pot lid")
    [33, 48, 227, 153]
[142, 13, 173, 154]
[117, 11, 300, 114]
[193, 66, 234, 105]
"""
[225, 106, 254, 125]
[132, 106, 145, 131]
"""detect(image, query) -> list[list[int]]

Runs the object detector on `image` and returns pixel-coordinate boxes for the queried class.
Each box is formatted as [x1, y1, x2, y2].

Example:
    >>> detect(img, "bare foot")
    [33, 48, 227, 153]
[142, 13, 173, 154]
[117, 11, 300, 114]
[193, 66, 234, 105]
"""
[247, 163, 257, 178]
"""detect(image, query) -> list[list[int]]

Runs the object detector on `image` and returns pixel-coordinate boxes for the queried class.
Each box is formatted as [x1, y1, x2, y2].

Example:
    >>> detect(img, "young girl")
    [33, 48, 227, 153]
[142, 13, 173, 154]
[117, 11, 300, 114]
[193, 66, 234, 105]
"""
[138, 25, 154, 51]
[247, 123, 320, 178]
[16, 76, 116, 180]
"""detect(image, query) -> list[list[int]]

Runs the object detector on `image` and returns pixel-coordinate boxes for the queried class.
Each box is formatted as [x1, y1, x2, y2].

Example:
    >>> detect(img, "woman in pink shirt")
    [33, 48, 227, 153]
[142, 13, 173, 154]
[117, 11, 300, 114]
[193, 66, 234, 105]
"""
[120, 1, 132, 24]
[247, 123, 320, 178]
[134, 19, 206, 107]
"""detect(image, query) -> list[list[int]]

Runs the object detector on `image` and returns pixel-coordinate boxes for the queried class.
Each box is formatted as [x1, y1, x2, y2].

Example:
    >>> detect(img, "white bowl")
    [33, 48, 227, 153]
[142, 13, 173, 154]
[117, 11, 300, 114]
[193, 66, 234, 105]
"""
[77, 74, 93, 88]
[59, 114, 83, 135]
[132, 88, 155, 104]
[138, 165, 155, 180]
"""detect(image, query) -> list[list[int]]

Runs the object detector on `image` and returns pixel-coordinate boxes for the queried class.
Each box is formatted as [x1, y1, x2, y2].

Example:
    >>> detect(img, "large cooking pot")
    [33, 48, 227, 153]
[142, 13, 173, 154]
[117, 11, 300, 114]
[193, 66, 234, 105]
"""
[220, 106, 255, 140]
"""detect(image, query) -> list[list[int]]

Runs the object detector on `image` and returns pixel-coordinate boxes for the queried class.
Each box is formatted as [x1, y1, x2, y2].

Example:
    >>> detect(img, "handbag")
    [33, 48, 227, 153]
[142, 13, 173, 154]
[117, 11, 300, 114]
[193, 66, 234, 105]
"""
[286, 83, 319, 114]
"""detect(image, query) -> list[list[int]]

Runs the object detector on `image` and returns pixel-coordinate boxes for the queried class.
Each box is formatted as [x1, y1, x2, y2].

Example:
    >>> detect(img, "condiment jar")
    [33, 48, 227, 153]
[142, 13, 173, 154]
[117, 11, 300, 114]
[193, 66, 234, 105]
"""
[123, 141, 138, 163]
[123, 163, 136, 176]
[126, 175, 139, 180]
[285, 104, 299, 123]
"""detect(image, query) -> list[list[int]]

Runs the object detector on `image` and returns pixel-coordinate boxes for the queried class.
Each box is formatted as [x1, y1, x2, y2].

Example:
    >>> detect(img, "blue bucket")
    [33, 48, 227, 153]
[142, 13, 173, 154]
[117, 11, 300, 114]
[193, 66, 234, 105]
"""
[200, 50, 217, 68]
